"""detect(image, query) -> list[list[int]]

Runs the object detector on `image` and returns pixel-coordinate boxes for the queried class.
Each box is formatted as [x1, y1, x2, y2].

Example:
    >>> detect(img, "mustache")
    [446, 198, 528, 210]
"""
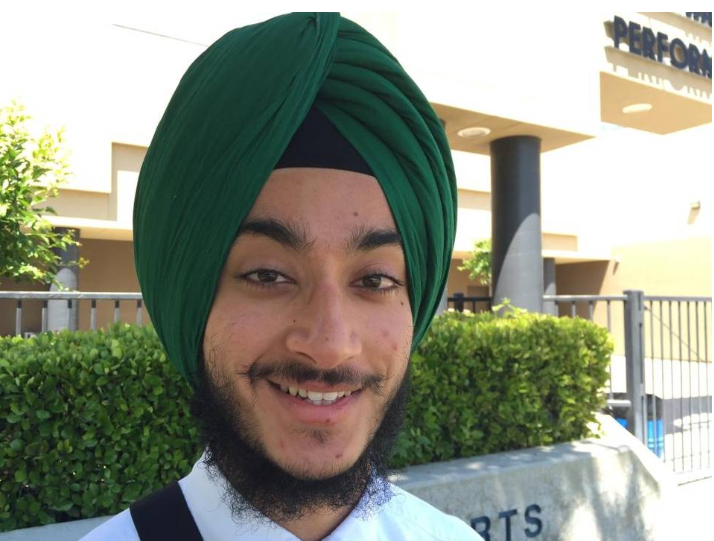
[239, 359, 386, 396]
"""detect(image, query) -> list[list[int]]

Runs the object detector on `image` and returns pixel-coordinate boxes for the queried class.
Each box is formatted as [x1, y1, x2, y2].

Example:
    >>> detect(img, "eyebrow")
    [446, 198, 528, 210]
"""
[237, 218, 312, 252]
[235, 217, 403, 253]
[346, 225, 403, 253]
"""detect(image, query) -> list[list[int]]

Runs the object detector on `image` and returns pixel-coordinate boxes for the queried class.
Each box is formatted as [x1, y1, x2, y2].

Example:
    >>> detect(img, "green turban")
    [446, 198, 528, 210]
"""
[133, 12, 456, 388]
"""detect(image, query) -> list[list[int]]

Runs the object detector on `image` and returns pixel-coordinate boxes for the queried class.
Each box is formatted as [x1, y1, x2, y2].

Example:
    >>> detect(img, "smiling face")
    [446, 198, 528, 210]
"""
[201, 167, 413, 483]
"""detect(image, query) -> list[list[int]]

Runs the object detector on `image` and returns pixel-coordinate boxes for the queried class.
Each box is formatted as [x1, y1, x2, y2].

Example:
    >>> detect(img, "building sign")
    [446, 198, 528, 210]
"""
[471, 504, 543, 540]
[611, 15, 712, 79]
[685, 12, 712, 27]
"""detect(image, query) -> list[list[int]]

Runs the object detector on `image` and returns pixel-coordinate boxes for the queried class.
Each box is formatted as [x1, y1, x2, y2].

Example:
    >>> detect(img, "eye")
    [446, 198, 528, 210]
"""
[354, 273, 403, 294]
[239, 269, 292, 289]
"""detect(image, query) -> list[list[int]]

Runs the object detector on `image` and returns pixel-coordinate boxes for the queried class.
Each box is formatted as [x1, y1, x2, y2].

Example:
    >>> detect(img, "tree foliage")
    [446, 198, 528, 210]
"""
[458, 238, 492, 285]
[0, 101, 81, 285]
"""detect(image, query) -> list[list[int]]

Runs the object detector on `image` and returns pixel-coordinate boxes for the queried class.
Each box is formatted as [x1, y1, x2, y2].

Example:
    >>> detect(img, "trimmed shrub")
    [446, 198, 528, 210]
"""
[0, 325, 200, 531]
[0, 311, 612, 530]
[390, 310, 612, 468]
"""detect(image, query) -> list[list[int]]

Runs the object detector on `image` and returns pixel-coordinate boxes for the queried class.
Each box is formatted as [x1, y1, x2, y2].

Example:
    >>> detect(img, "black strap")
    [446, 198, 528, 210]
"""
[129, 480, 204, 541]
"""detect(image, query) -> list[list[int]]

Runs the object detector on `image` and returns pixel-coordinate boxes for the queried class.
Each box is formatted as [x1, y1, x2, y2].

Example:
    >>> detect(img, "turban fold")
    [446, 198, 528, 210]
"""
[133, 12, 457, 388]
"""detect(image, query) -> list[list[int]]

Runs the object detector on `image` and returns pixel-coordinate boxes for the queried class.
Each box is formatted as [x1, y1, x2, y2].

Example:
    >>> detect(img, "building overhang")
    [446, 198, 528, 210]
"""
[600, 56, 712, 134]
[45, 216, 133, 241]
[431, 103, 594, 156]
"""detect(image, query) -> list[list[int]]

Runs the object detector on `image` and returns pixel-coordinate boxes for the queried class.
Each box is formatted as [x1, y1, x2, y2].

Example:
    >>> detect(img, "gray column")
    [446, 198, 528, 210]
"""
[624, 290, 646, 443]
[48, 228, 80, 331]
[435, 283, 449, 315]
[490, 136, 543, 313]
[543, 257, 557, 316]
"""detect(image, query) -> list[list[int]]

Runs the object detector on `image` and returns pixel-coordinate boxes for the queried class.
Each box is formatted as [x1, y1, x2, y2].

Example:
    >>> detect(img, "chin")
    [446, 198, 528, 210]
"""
[268, 430, 367, 480]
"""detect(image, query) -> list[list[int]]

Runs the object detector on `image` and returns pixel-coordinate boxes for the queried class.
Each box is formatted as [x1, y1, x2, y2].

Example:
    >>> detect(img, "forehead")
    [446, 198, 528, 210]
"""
[246, 168, 397, 237]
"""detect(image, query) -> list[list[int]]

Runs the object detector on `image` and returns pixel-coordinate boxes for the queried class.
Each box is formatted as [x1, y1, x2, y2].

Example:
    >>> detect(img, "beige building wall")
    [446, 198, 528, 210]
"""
[445, 260, 489, 302]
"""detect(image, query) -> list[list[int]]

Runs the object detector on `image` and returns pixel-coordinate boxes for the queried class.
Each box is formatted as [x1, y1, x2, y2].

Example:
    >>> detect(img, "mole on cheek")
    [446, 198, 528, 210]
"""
[353, 212, 359, 217]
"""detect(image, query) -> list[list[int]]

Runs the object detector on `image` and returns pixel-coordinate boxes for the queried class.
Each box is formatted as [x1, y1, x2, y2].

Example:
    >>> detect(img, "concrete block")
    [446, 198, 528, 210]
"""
[390, 414, 676, 541]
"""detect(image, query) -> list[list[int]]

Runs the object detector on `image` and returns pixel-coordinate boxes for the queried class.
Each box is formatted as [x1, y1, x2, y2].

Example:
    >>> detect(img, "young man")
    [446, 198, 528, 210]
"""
[82, 12, 481, 541]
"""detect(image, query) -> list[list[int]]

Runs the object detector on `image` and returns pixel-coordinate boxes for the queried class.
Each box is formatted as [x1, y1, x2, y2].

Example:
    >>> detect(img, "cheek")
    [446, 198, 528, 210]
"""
[366, 308, 412, 363]
[380, 329, 399, 352]
[203, 296, 282, 370]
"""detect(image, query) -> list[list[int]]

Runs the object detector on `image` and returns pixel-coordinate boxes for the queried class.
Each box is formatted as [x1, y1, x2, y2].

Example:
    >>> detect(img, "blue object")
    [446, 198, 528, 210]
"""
[615, 417, 664, 457]
[647, 419, 664, 458]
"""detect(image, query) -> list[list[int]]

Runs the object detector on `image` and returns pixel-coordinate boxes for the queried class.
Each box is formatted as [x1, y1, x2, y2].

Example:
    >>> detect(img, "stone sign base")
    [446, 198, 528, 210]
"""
[391, 414, 675, 541]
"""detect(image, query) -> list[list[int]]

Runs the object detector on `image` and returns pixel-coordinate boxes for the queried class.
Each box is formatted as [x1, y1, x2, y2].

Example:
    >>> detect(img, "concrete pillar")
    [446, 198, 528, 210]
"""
[48, 228, 79, 331]
[436, 283, 449, 315]
[543, 257, 557, 316]
[490, 136, 543, 313]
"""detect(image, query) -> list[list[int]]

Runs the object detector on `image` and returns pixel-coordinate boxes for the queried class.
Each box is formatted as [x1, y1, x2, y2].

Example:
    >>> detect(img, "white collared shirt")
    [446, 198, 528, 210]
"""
[80, 453, 482, 540]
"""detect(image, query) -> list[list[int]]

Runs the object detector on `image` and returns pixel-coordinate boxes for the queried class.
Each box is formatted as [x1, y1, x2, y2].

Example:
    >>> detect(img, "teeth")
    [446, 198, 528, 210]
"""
[277, 384, 357, 404]
[308, 399, 337, 406]
[307, 390, 323, 401]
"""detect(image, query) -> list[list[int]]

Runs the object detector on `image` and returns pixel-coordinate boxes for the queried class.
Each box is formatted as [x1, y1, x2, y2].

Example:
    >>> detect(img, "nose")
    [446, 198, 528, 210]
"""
[285, 282, 362, 369]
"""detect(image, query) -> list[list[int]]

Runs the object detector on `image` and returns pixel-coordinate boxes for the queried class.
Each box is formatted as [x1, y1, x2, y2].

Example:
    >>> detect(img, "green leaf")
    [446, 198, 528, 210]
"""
[9, 439, 24, 452]
[15, 468, 27, 483]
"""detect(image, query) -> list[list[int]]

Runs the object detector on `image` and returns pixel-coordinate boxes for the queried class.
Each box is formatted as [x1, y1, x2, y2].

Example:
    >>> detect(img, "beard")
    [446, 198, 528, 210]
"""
[188, 352, 410, 526]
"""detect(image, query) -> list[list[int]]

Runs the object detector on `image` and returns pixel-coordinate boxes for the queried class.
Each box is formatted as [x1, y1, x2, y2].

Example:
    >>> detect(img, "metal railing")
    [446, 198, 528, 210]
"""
[448, 292, 492, 313]
[0, 291, 143, 335]
[642, 296, 711, 476]
[447, 291, 713, 477]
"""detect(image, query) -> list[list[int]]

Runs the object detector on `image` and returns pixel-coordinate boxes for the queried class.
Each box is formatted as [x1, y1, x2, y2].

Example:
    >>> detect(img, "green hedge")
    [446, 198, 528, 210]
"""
[390, 310, 612, 468]
[0, 311, 612, 530]
[0, 325, 200, 531]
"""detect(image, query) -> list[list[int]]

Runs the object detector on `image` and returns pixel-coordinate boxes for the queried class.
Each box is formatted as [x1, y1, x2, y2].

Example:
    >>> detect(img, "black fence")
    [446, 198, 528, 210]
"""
[448, 293, 491, 313]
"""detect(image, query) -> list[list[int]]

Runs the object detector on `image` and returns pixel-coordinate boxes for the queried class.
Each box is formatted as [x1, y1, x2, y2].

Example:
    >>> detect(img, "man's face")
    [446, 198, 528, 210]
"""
[202, 167, 413, 481]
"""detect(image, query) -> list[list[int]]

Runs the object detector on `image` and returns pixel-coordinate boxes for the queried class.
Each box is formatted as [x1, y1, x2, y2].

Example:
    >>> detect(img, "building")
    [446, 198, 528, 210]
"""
[1, 9, 711, 349]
